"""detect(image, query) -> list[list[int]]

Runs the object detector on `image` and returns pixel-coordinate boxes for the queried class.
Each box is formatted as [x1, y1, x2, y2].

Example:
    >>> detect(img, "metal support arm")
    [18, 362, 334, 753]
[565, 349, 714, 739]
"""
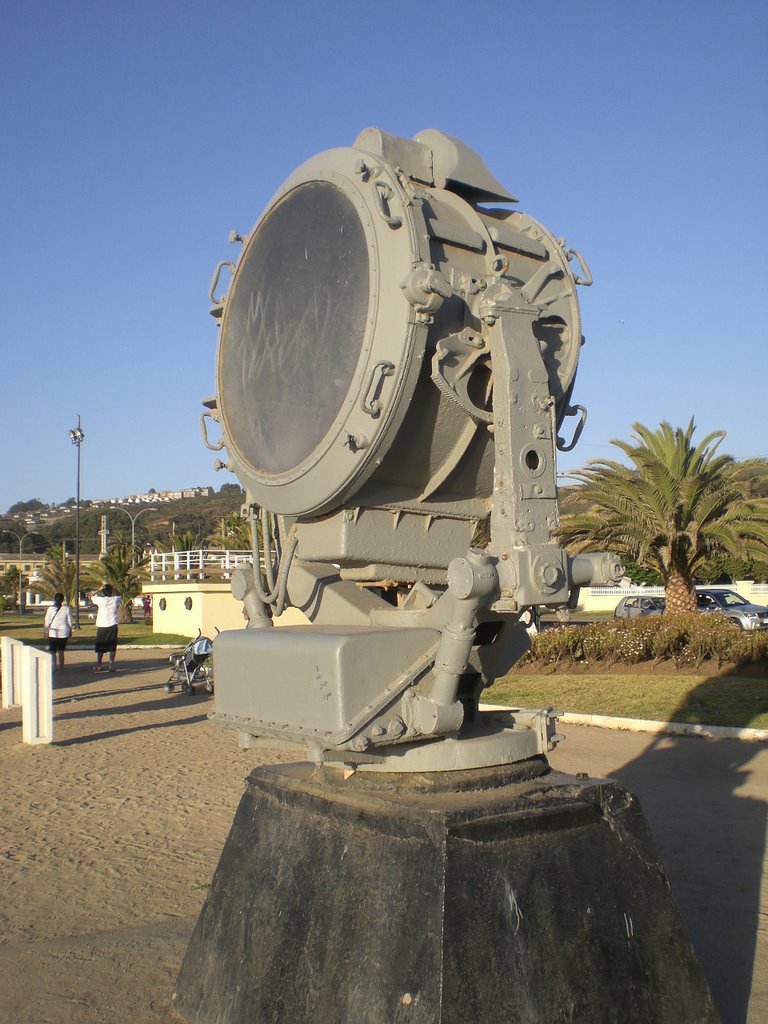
[484, 297, 569, 609]
[407, 549, 498, 738]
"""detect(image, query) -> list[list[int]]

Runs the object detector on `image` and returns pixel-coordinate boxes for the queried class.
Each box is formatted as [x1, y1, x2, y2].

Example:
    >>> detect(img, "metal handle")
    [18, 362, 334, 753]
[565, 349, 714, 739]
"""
[556, 404, 587, 452]
[373, 181, 402, 229]
[520, 260, 564, 304]
[565, 247, 593, 287]
[200, 411, 225, 452]
[209, 260, 236, 305]
[361, 361, 395, 417]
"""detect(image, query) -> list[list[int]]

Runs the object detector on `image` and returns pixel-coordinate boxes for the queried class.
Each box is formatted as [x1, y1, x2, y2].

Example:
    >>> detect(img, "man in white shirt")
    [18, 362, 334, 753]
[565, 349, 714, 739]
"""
[88, 584, 122, 672]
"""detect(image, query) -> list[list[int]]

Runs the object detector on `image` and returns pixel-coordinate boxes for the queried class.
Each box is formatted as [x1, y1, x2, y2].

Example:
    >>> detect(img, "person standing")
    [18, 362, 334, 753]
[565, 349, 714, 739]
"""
[88, 583, 122, 672]
[44, 592, 73, 672]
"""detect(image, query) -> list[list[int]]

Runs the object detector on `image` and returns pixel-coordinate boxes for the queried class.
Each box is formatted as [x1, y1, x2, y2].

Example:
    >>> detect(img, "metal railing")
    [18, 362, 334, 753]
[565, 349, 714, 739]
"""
[588, 585, 665, 597]
[588, 582, 766, 598]
[149, 549, 252, 582]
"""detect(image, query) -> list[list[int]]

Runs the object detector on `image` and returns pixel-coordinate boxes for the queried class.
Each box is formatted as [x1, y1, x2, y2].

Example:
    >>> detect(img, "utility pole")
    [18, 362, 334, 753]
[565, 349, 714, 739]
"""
[99, 514, 109, 557]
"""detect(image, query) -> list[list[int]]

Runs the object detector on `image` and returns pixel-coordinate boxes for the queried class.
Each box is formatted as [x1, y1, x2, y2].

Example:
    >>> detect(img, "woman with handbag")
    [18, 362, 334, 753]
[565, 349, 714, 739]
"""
[44, 592, 73, 671]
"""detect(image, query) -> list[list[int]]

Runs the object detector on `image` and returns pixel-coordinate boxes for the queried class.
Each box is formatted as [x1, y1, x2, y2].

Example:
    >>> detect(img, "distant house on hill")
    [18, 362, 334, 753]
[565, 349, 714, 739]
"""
[101, 486, 214, 506]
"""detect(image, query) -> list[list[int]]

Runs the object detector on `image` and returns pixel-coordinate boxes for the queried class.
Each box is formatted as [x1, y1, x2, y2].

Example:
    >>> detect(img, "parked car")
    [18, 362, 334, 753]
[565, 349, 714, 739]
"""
[614, 595, 666, 619]
[695, 588, 768, 631]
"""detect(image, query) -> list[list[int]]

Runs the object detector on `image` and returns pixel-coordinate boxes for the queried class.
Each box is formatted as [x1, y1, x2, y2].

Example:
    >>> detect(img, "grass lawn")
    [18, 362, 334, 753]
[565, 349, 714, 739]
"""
[485, 668, 768, 730]
[0, 611, 190, 648]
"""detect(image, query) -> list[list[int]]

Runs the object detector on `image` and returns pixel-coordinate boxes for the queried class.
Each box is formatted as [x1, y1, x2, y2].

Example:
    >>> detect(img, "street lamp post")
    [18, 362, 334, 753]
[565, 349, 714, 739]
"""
[111, 506, 156, 565]
[69, 416, 85, 629]
[17, 532, 39, 614]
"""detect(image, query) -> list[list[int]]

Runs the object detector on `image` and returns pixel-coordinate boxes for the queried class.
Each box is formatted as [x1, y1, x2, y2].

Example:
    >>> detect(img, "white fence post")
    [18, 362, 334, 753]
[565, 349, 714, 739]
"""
[1, 635, 23, 708]
[21, 646, 53, 745]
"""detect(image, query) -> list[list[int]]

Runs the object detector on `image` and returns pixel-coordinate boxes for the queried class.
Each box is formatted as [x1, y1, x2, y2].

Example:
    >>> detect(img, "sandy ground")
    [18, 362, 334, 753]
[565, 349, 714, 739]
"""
[1, 647, 766, 1024]
[1, 648, 302, 1024]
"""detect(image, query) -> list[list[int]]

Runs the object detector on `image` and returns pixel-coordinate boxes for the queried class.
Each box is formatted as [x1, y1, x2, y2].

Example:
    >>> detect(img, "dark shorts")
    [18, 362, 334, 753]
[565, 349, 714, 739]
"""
[49, 637, 69, 654]
[95, 626, 119, 653]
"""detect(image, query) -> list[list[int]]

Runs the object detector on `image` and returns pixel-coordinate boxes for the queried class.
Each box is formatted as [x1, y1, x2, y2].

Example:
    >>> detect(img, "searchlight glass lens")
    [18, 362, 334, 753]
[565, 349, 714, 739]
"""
[219, 181, 370, 475]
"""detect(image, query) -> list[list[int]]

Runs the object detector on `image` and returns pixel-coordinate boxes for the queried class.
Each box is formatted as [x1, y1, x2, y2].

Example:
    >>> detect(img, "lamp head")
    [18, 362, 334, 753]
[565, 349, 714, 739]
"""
[201, 129, 621, 768]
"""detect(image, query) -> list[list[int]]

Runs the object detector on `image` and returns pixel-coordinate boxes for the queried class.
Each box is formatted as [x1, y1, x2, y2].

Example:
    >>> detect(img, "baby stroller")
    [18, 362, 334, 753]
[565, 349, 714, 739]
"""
[164, 631, 214, 695]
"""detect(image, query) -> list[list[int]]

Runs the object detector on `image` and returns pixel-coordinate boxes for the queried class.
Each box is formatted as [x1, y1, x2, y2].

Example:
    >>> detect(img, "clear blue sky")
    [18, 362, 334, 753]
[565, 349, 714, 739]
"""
[2, 0, 766, 513]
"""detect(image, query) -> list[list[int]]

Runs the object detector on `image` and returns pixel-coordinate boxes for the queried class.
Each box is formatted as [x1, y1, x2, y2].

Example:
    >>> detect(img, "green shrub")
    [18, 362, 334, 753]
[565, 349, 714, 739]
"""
[685, 615, 739, 667]
[647, 616, 688, 664]
[527, 625, 584, 664]
[578, 622, 605, 662]
[728, 629, 768, 667]
[525, 614, 767, 669]
[610, 619, 656, 663]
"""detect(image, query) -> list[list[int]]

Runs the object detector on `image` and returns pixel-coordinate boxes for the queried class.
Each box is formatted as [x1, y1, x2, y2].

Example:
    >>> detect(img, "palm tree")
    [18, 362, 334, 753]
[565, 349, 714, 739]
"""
[209, 514, 251, 550]
[559, 420, 768, 613]
[31, 544, 77, 605]
[1, 566, 22, 608]
[85, 541, 147, 623]
[168, 530, 204, 552]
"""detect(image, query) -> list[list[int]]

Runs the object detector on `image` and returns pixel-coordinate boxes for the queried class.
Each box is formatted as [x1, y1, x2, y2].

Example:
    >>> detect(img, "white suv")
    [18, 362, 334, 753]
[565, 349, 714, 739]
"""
[695, 588, 768, 631]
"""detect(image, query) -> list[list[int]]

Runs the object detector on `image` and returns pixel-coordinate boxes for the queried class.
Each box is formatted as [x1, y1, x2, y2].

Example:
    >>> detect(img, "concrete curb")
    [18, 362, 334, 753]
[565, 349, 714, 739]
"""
[117, 644, 180, 650]
[558, 712, 768, 743]
[480, 705, 768, 743]
[42, 643, 181, 651]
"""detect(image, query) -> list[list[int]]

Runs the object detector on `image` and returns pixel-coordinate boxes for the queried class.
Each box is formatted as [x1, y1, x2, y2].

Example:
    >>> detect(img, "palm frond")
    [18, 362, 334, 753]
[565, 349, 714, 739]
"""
[559, 420, 768, 603]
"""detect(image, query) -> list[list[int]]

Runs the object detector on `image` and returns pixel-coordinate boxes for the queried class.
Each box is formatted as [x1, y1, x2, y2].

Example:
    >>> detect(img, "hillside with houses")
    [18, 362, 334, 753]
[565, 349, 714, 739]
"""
[1, 485, 245, 556]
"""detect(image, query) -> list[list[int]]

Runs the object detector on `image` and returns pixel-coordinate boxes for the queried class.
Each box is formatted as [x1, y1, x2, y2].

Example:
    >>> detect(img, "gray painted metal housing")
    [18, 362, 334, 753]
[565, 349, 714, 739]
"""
[202, 128, 620, 770]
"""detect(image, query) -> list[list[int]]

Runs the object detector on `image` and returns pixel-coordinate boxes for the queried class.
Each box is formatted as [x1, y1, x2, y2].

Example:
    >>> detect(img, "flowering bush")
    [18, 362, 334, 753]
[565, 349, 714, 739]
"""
[649, 617, 693, 666]
[525, 614, 768, 668]
[526, 625, 584, 664]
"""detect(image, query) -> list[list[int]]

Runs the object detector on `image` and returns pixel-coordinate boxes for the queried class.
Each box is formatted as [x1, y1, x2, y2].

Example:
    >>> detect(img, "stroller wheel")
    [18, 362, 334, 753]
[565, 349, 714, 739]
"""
[164, 683, 174, 693]
[188, 684, 196, 696]
[205, 681, 214, 694]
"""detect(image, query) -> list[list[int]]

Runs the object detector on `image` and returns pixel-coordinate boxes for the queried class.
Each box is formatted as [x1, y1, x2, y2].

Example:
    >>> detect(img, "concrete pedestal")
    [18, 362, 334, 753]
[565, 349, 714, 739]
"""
[174, 759, 719, 1024]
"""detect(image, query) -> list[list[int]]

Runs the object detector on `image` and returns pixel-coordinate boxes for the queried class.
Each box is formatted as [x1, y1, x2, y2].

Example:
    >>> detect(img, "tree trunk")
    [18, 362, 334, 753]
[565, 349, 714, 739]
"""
[664, 571, 697, 614]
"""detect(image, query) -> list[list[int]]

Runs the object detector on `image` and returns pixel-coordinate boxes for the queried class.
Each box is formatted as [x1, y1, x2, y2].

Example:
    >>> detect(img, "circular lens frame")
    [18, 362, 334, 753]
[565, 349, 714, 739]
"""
[217, 150, 427, 516]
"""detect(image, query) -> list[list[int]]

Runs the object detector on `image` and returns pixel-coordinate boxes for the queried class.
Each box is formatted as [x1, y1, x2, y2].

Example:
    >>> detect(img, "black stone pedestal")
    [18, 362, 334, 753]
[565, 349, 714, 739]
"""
[174, 759, 720, 1024]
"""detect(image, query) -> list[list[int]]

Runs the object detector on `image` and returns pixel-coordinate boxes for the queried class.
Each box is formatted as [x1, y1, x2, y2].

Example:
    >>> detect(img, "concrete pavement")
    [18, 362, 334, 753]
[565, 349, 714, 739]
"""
[550, 724, 768, 1024]
[4, 647, 763, 1022]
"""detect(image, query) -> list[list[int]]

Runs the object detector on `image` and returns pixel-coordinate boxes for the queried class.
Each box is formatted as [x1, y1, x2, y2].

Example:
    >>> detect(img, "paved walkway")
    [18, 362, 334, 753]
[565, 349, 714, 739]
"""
[2, 648, 765, 1023]
[550, 723, 768, 1024]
